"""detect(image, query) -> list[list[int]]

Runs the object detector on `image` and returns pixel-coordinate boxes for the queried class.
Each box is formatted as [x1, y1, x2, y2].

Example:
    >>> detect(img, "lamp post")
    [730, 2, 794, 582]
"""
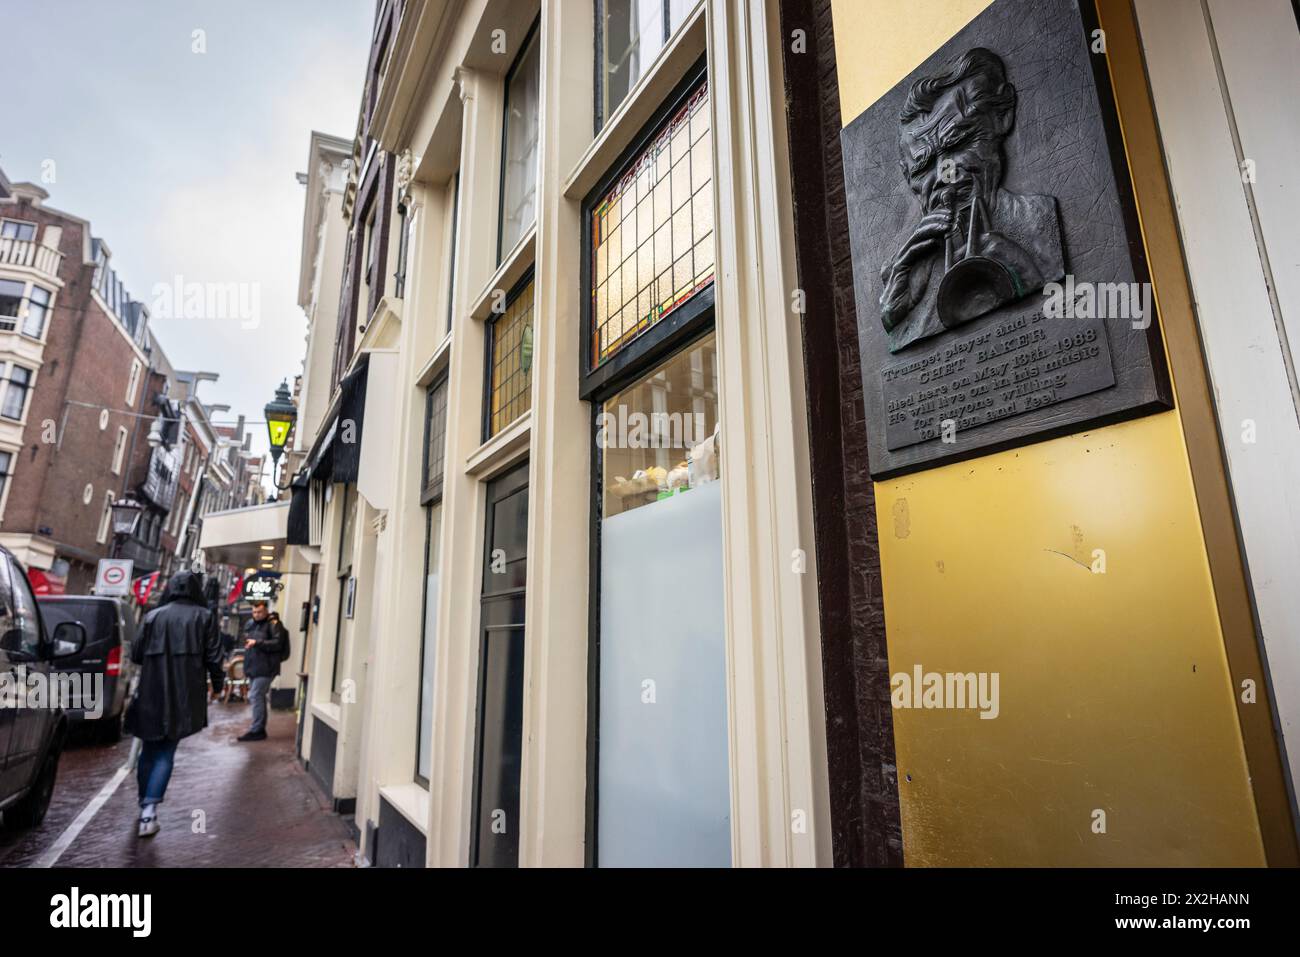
[264, 380, 297, 491]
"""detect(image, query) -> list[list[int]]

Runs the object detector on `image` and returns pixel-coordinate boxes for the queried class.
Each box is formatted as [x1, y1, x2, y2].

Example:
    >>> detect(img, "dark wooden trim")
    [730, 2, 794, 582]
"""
[778, 0, 901, 866]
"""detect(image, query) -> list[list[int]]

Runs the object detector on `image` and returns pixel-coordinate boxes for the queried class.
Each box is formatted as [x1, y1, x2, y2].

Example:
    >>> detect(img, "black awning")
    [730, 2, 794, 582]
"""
[331, 359, 369, 484]
[286, 472, 311, 546]
[299, 355, 369, 489]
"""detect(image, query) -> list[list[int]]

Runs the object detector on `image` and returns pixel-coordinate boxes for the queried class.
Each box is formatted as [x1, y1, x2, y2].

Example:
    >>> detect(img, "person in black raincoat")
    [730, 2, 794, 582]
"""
[123, 569, 225, 837]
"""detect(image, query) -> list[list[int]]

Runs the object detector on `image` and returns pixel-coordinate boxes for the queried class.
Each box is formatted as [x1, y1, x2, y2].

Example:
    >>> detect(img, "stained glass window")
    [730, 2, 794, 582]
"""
[486, 278, 535, 438]
[590, 82, 713, 367]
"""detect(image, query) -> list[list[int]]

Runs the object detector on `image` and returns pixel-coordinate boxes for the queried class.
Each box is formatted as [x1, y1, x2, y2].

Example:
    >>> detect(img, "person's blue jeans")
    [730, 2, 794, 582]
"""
[137, 739, 179, 807]
[249, 676, 274, 734]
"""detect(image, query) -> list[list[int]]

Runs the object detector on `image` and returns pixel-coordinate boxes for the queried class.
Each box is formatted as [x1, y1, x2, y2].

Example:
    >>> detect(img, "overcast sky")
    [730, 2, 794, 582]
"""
[3, 0, 373, 457]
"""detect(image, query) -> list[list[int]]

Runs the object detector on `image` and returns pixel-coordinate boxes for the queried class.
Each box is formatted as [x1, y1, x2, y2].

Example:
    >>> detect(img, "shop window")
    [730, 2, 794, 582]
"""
[499, 22, 541, 261]
[593, 331, 730, 865]
[596, 0, 693, 128]
[586, 73, 713, 379]
[470, 461, 529, 867]
[484, 276, 535, 440]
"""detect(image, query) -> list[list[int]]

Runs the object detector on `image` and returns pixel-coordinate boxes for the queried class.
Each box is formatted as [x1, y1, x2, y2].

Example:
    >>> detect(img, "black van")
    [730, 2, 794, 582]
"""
[0, 546, 86, 829]
[37, 595, 136, 743]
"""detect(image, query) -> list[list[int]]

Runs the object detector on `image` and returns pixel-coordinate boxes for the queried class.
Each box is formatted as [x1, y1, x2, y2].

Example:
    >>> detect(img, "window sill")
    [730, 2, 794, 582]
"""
[466, 411, 530, 478]
[311, 701, 341, 729]
[359, 295, 403, 352]
[378, 782, 429, 835]
[414, 329, 452, 388]
[563, 1, 706, 203]
[469, 225, 535, 321]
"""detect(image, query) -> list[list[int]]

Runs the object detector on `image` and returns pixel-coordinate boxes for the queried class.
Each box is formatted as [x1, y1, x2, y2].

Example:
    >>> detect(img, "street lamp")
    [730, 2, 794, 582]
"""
[264, 380, 297, 465]
[109, 498, 144, 560]
[110, 498, 144, 537]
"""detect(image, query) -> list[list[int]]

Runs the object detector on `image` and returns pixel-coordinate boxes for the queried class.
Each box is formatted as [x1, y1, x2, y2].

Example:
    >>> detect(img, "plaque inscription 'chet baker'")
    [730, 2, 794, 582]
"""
[842, 0, 1172, 478]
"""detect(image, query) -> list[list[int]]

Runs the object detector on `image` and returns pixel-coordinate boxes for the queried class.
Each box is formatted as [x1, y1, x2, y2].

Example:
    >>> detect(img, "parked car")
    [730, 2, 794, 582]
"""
[37, 595, 136, 743]
[0, 546, 86, 829]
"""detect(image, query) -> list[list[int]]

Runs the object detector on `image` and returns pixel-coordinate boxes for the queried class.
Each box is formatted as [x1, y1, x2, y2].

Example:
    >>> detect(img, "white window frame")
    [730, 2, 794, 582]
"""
[126, 358, 143, 406]
[0, 218, 37, 242]
[96, 490, 115, 545]
[111, 425, 129, 475]
[0, 363, 33, 422]
[0, 448, 15, 523]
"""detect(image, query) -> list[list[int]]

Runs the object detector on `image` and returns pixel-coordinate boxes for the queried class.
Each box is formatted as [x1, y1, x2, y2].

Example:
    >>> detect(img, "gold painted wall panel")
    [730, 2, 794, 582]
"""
[830, 0, 1266, 865]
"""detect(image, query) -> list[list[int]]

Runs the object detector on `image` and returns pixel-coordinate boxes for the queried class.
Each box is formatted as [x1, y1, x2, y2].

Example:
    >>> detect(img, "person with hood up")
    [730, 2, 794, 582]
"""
[124, 569, 225, 838]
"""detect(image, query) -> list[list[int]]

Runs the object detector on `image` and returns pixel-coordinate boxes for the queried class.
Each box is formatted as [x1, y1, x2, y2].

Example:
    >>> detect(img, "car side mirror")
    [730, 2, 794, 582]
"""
[51, 621, 88, 659]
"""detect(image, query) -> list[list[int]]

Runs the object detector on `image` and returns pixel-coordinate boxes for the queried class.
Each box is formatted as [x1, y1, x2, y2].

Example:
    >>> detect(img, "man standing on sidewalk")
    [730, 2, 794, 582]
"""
[237, 600, 285, 742]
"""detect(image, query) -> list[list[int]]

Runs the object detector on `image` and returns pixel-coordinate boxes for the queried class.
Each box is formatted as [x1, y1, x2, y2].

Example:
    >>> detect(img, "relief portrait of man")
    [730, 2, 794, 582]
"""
[878, 47, 1065, 353]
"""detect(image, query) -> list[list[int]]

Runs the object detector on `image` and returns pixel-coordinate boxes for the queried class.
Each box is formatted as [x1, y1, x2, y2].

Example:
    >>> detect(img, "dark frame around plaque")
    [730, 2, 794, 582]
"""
[842, 0, 1172, 479]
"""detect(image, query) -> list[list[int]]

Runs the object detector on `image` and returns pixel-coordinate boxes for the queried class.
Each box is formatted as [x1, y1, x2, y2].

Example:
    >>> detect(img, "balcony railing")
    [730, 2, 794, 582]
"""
[0, 237, 64, 279]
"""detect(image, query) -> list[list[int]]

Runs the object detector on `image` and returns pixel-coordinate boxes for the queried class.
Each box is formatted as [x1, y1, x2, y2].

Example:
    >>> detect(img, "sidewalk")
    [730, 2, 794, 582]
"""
[2, 701, 356, 868]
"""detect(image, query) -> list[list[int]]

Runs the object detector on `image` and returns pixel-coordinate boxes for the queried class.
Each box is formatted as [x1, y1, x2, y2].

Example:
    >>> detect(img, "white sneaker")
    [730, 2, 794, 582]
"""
[138, 813, 160, 838]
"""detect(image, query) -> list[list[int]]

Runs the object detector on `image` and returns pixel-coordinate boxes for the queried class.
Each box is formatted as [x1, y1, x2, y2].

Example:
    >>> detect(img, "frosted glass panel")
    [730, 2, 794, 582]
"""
[598, 479, 730, 866]
[417, 505, 442, 782]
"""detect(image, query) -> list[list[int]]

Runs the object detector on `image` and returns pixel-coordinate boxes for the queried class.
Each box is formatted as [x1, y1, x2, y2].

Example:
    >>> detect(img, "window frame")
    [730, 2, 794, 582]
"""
[111, 425, 129, 475]
[126, 358, 143, 406]
[446, 173, 460, 334]
[0, 364, 32, 421]
[96, 490, 115, 545]
[422, 373, 450, 505]
[0, 449, 14, 519]
[579, 56, 713, 401]
[330, 483, 354, 702]
[482, 267, 537, 443]
[593, 0, 693, 133]
[22, 284, 51, 339]
[0, 219, 37, 242]
[496, 16, 543, 264]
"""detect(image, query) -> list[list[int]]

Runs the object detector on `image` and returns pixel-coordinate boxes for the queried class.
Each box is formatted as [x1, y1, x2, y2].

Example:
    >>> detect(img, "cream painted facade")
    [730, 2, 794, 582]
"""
[289, 0, 830, 867]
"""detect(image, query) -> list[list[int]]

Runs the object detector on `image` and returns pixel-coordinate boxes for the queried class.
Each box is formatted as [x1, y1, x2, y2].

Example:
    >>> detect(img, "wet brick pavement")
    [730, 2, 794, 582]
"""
[0, 700, 356, 868]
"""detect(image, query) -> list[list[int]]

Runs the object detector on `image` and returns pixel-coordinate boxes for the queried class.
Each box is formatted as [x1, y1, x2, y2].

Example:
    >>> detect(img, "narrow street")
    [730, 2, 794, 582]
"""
[0, 706, 355, 868]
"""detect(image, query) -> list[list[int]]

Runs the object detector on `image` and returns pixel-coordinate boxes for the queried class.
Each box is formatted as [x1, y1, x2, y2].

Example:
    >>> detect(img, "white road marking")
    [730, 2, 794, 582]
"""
[31, 763, 131, 868]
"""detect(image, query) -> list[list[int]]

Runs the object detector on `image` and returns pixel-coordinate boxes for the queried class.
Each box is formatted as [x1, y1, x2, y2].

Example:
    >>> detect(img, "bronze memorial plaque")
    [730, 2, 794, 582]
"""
[843, 0, 1172, 478]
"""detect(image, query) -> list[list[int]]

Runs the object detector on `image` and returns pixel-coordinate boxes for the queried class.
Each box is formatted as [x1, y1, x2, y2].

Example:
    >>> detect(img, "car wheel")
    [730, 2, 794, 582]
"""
[4, 747, 60, 829]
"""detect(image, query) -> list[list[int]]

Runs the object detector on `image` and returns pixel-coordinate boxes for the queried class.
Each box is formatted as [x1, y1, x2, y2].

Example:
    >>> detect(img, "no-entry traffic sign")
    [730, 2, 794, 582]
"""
[96, 558, 134, 596]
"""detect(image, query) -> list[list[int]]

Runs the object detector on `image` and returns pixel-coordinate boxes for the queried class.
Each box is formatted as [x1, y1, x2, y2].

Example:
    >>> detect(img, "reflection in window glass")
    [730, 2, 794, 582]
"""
[600, 333, 718, 519]
[486, 279, 535, 439]
[590, 83, 713, 367]
[600, 0, 694, 124]
[500, 29, 541, 260]
[23, 286, 50, 338]
[601, 0, 664, 121]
